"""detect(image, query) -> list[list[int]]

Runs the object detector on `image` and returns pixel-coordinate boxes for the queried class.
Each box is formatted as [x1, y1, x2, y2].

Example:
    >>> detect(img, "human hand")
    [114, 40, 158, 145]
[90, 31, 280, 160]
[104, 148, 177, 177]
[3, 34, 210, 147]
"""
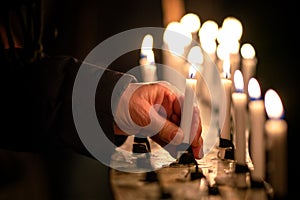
[114, 81, 203, 159]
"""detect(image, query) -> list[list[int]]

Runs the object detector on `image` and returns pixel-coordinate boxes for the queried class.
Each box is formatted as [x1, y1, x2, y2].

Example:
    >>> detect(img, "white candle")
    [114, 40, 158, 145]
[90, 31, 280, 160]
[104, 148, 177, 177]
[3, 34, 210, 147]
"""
[241, 43, 257, 98]
[180, 66, 197, 143]
[219, 58, 232, 141]
[264, 89, 288, 198]
[248, 78, 266, 181]
[140, 34, 157, 82]
[231, 70, 247, 165]
[199, 20, 218, 64]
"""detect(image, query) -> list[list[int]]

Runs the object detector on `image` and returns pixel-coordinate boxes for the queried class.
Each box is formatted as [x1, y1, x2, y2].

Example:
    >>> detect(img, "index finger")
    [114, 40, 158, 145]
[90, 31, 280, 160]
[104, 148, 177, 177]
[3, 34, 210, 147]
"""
[190, 106, 202, 148]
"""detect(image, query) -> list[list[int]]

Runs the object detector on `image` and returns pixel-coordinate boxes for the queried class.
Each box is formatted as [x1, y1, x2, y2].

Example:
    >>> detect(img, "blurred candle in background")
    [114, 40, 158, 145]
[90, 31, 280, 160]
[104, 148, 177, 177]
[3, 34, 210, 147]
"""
[140, 34, 157, 82]
[162, 21, 192, 91]
[163, 21, 192, 63]
[217, 17, 243, 75]
[186, 45, 204, 76]
[241, 43, 257, 99]
[186, 45, 204, 109]
[180, 13, 201, 41]
[216, 43, 230, 74]
[231, 70, 247, 166]
[199, 19, 219, 63]
[248, 78, 266, 182]
[264, 89, 288, 199]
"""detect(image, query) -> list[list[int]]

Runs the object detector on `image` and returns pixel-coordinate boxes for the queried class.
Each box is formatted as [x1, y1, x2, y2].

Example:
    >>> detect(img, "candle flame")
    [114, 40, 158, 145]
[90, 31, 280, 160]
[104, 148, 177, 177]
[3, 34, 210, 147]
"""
[222, 57, 230, 78]
[199, 20, 219, 42]
[248, 78, 261, 99]
[221, 16, 243, 41]
[264, 89, 284, 119]
[234, 70, 244, 92]
[163, 22, 192, 54]
[147, 51, 155, 64]
[241, 43, 255, 59]
[228, 40, 240, 54]
[140, 34, 155, 65]
[189, 65, 197, 79]
[216, 43, 229, 60]
[200, 40, 217, 54]
[187, 46, 204, 65]
[141, 34, 153, 54]
[180, 13, 201, 33]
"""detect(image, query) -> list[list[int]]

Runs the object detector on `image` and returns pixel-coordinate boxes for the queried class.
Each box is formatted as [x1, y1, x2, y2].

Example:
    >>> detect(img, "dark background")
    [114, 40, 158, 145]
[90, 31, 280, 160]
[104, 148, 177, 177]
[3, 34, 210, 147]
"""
[1, 0, 298, 199]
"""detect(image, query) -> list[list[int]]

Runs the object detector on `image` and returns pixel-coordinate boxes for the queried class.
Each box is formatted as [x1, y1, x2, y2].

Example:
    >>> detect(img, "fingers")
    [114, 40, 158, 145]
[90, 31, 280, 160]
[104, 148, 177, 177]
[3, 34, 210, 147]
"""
[113, 123, 128, 135]
[114, 82, 203, 159]
[157, 120, 184, 145]
[188, 105, 203, 159]
[192, 140, 204, 159]
[190, 106, 202, 148]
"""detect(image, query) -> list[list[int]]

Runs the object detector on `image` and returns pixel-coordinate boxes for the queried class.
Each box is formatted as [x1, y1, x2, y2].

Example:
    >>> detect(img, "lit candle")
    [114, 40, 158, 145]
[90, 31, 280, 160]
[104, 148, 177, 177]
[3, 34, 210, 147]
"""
[180, 13, 201, 41]
[231, 70, 247, 166]
[219, 57, 232, 141]
[264, 89, 287, 198]
[248, 78, 266, 182]
[216, 43, 229, 73]
[180, 66, 197, 143]
[221, 16, 243, 42]
[216, 17, 243, 75]
[140, 34, 157, 82]
[162, 22, 192, 69]
[186, 46, 208, 106]
[241, 43, 257, 98]
[162, 22, 192, 91]
[199, 20, 218, 63]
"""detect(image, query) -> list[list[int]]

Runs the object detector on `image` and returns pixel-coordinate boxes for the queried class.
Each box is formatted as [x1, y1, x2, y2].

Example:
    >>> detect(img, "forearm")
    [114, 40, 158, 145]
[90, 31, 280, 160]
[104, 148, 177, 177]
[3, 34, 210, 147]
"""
[57, 59, 137, 156]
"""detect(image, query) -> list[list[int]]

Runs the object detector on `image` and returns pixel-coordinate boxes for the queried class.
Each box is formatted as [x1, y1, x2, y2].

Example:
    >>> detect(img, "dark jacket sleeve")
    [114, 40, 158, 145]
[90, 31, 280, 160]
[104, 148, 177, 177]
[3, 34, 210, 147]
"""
[1, 55, 136, 158]
[55, 57, 137, 157]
